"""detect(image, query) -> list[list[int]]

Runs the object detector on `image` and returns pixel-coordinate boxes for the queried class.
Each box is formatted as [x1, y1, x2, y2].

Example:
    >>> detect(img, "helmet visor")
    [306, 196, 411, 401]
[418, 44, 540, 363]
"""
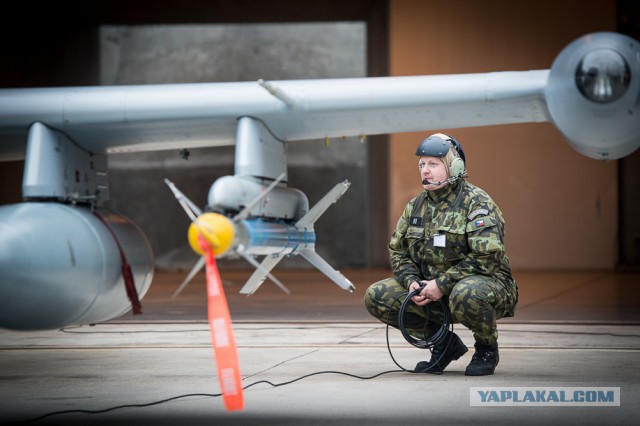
[415, 134, 452, 157]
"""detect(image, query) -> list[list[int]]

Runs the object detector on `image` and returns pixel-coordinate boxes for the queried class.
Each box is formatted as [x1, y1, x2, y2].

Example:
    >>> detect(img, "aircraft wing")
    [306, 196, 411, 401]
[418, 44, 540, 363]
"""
[1, 32, 639, 161]
[0, 71, 549, 160]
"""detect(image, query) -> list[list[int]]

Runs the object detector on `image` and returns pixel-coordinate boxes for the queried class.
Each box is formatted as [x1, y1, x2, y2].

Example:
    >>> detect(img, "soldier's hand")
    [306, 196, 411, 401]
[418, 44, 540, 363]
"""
[423, 280, 443, 302]
[410, 280, 443, 306]
[409, 281, 429, 306]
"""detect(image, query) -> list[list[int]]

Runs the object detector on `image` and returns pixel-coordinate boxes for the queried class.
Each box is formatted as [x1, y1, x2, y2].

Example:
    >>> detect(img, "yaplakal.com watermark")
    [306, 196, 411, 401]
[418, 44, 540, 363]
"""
[470, 387, 620, 406]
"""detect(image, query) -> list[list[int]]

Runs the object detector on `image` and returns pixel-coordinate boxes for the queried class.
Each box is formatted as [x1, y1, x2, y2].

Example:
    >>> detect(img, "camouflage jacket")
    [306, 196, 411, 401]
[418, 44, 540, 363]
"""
[389, 180, 516, 295]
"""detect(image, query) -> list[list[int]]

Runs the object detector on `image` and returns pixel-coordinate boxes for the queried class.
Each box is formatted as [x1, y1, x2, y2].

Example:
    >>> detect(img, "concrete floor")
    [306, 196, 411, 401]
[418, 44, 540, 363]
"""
[1, 268, 639, 425]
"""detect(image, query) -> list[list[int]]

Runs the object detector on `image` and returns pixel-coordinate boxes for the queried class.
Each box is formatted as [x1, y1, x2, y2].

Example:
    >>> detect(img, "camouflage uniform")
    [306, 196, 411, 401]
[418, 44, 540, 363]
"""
[364, 180, 518, 346]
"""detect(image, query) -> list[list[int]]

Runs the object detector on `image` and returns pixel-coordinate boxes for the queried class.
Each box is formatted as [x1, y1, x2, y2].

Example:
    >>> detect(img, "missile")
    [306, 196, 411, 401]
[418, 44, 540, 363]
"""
[166, 176, 355, 296]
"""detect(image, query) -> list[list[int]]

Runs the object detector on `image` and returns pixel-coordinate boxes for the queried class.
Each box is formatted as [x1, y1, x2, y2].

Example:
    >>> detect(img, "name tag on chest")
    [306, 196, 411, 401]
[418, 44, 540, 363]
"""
[433, 234, 446, 247]
[409, 216, 423, 227]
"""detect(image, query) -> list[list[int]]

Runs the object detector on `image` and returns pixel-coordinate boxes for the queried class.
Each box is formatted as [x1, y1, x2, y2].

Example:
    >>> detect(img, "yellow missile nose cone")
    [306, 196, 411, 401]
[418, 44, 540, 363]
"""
[188, 213, 235, 256]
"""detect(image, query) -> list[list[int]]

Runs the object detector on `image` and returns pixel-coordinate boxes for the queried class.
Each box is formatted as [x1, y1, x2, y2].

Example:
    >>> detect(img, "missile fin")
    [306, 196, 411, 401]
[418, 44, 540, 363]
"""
[171, 256, 206, 300]
[238, 254, 288, 295]
[299, 248, 355, 292]
[295, 180, 350, 230]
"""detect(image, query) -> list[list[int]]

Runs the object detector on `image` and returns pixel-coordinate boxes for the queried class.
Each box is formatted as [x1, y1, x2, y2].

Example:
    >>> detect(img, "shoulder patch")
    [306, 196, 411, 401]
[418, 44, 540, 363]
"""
[467, 215, 497, 232]
[409, 216, 423, 227]
[467, 208, 489, 221]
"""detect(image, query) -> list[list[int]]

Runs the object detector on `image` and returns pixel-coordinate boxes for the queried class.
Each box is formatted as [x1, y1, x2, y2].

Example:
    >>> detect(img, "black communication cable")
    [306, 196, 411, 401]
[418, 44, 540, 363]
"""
[18, 370, 403, 424]
[20, 288, 453, 423]
[385, 286, 455, 374]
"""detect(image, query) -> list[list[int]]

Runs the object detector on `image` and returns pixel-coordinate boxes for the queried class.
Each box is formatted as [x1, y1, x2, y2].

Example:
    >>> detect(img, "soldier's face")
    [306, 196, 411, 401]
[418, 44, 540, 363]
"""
[418, 156, 448, 190]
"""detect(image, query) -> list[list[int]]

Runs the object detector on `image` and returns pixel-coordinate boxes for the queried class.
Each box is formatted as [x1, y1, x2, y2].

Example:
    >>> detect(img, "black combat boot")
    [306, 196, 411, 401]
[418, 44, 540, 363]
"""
[415, 331, 468, 373]
[464, 342, 499, 376]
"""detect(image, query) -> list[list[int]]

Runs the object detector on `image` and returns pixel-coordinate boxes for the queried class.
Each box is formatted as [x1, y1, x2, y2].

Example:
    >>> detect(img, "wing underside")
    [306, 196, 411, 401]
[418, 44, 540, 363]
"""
[0, 71, 549, 160]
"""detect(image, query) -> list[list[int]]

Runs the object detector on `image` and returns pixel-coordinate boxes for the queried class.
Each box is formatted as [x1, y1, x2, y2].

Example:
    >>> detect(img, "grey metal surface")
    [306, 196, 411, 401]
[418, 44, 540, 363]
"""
[0, 204, 153, 330]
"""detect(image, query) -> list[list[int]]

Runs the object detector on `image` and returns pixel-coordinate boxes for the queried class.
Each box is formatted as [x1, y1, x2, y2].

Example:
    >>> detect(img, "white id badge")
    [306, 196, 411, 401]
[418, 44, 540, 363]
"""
[433, 234, 446, 247]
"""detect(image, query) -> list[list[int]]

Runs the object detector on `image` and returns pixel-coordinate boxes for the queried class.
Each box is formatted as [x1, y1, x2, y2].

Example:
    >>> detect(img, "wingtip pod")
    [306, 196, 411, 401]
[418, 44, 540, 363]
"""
[545, 32, 640, 160]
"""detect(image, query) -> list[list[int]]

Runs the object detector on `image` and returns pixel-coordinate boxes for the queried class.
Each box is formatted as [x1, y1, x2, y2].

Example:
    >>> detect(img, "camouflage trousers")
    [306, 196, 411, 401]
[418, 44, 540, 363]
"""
[364, 276, 517, 345]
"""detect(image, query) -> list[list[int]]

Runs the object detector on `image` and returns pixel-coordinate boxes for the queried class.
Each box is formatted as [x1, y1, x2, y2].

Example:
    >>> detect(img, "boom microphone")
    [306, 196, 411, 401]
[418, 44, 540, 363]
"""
[422, 177, 456, 186]
[422, 171, 468, 187]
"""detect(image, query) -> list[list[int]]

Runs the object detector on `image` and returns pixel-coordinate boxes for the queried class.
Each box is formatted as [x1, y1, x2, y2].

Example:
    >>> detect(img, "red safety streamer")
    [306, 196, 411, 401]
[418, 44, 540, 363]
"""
[199, 234, 244, 412]
[93, 211, 142, 315]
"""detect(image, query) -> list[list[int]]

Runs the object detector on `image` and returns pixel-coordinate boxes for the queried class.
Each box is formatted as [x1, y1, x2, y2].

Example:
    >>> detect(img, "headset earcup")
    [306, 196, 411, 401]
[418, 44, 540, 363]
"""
[449, 157, 465, 178]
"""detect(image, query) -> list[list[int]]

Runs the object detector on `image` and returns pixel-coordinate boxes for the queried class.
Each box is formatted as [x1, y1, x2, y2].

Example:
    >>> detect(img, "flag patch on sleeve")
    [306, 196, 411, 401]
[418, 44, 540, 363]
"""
[467, 216, 496, 232]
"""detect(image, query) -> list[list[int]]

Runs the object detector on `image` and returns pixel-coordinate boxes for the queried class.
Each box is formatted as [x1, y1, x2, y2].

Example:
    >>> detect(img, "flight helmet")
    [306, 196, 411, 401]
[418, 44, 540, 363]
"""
[415, 133, 466, 178]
